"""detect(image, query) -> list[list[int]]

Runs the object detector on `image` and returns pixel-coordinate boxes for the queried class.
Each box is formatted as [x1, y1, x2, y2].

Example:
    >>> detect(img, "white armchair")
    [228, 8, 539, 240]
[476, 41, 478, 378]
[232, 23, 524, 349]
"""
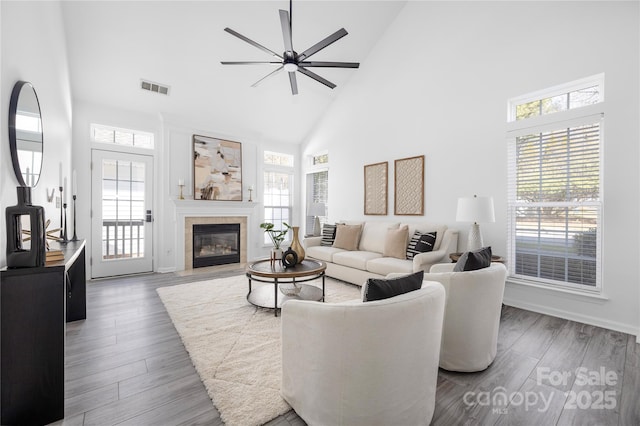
[281, 282, 446, 426]
[424, 262, 507, 372]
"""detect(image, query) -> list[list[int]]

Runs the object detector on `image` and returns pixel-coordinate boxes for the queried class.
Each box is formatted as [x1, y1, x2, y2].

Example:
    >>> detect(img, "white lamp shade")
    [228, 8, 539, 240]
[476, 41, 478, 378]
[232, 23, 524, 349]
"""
[456, 196, 495, 223]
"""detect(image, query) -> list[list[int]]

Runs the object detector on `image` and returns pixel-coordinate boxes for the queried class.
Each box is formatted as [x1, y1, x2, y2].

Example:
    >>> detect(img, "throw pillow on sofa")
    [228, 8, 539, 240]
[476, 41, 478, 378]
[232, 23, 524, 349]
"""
[406, 231, 437, 260]
[320, 224, 338, 246]
[383, 225, 409, 259]
[363, 270, 424, 302]
[332, 224, 362, 251]
[453, 246, 492, 271]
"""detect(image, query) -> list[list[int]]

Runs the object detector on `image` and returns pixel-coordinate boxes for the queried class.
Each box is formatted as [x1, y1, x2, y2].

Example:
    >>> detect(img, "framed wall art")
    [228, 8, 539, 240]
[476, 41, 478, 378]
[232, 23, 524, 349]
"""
[364, 162, 388, 215]
[394, 155, 424, 215]
[193, 135, 243, 201]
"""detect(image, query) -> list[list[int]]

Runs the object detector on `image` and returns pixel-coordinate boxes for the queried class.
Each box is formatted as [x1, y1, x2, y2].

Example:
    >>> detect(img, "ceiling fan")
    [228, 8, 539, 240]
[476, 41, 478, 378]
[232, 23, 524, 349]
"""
[221, 0, 360, 95]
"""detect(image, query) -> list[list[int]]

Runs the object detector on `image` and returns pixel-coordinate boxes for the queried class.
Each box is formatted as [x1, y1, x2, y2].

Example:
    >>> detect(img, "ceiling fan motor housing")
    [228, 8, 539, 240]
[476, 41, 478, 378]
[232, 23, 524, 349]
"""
[284, 53, 298, 72]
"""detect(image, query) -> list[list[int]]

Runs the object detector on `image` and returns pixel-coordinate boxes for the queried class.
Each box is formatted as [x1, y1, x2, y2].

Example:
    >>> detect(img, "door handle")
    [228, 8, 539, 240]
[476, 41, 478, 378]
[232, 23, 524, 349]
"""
[146, 210, 153, 222]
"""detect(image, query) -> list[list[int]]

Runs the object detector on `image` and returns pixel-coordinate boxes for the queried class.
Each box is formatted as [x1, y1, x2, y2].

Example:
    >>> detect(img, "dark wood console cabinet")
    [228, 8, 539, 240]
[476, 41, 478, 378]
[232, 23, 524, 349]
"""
[1, 240, 86, 425]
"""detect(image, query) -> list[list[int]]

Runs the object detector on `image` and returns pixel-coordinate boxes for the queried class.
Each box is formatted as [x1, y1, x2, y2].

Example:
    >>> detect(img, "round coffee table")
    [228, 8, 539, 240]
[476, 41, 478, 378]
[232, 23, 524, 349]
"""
[246, 258, 327, 316]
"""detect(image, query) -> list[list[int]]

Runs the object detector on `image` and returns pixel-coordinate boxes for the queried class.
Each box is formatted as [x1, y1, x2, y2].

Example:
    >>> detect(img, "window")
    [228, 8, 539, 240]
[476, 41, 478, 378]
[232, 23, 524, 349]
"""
[306, 170, 328, 234]
[263, 151, 294, 244]
[91, 124, 154, 149]
[507, 75, 603, 291]
[312, 153, 328, 165]
[305, 152, 329, 235]
[264, 151, 294, 167]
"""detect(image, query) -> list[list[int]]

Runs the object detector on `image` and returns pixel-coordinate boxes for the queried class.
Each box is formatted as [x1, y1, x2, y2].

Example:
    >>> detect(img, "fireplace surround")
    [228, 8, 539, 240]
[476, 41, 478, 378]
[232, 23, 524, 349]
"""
[184, 216, 247, 270]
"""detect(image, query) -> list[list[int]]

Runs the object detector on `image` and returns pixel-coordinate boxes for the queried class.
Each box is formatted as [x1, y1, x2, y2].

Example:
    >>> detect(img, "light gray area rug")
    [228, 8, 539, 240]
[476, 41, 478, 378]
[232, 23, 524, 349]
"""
[157, 274, 361, 426]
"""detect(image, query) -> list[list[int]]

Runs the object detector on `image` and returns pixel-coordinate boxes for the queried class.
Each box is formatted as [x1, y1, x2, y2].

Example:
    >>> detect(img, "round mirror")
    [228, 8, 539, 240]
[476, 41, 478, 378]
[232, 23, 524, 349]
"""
[9, 81, 43, 187]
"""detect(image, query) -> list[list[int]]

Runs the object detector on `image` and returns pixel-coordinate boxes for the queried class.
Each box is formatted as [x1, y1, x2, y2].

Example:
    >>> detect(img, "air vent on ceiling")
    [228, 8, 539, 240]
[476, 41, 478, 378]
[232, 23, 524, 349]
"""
[140, 79, 170, 95]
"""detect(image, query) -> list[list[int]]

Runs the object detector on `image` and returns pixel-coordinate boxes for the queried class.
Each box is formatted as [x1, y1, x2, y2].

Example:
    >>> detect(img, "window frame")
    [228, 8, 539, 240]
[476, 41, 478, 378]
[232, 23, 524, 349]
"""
[508, 74, 605, 123]
[304, 151, 329, 235]
[506, 75, 605, 294]
[262, 151, 295, 246]
[305, 168, 329, 235]
[90, 123, 155, 150]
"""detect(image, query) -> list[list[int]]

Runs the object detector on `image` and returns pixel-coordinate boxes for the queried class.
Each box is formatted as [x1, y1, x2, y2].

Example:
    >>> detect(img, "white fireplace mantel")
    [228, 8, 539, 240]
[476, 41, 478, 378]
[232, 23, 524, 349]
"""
[173, 199, 259, 214]
[172, 199, 260, 271]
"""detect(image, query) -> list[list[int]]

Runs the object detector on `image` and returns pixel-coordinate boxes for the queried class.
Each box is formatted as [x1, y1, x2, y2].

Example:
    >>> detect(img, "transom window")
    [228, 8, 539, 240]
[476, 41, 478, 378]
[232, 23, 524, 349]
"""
[514, 86, 600, 120]
[91, 124, 154, 149]
[264, 151, 294, 167]
[312, 153, 328, 165]
[507, 74, 603, 291]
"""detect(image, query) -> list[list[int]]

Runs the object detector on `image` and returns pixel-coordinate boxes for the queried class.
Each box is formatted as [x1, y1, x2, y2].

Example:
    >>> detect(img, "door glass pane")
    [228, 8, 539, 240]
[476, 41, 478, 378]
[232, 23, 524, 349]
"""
[101, 159, 145, 260]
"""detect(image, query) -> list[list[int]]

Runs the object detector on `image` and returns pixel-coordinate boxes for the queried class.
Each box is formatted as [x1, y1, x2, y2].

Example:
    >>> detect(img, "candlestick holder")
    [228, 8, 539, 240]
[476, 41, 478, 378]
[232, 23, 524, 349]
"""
[248, 188, 253, 202]
[71, 195, 78, 241]
[62, 202, 68, 242]
[59, 186, 64, 239]
[178, 184, 185, 200]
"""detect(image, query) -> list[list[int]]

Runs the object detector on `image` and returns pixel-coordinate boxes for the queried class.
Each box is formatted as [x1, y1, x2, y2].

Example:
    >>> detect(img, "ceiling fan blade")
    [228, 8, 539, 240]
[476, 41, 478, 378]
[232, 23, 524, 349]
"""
[221, 61, 282, 65]
[279, 10, 294, 55]
[297, 67, 336, 89]
[298, 61, 360, 68]
[251, 66, 284, 87]
[288, 71, 298, 95]
[224, 27, 283, 59]
[297, 28, 348, 61]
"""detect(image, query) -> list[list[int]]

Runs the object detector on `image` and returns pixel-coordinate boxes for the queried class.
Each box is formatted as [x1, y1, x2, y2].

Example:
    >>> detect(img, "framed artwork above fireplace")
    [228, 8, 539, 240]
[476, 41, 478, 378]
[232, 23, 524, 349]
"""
[193, 134, 243, 201]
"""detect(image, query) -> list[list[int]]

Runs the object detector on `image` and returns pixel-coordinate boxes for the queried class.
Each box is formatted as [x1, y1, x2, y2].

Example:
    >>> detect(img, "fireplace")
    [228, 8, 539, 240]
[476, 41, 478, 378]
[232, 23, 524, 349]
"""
[192, 223, 240, 268]
[183, 216, 248, 271]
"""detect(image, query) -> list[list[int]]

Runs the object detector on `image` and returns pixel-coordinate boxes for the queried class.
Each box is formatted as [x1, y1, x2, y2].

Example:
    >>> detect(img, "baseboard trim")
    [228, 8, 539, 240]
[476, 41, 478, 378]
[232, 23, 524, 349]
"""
[502, 296, 638, 337]
[157, 267, 177, 273]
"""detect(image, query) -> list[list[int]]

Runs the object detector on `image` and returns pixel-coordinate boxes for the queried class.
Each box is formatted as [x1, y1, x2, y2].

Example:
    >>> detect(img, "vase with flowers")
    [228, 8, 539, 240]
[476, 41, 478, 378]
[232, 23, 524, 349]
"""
[260, 222, 291, 262]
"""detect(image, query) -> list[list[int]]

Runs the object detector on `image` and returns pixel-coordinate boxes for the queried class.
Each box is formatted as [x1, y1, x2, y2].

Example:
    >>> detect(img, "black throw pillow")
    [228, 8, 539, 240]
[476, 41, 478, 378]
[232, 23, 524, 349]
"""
[453, 246, 492, 272]
[363, 271, 424, 302]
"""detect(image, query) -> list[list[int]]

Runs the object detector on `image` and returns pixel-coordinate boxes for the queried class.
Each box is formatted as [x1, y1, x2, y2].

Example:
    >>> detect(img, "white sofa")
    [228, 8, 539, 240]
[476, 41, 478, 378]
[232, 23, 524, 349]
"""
[304, 221, 458, 286]
[281, 281, 446, 426]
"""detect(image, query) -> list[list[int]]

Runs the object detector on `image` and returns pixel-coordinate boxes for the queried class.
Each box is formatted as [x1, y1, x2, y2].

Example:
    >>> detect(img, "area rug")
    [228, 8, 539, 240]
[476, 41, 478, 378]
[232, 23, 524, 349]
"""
[157, 274, 361, 426]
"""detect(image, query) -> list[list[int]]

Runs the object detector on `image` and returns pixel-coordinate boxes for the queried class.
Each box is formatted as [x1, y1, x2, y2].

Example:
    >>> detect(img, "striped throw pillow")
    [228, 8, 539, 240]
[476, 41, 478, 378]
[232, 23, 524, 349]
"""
[320, 224, 337, 246]
[406, 231, 437, 260]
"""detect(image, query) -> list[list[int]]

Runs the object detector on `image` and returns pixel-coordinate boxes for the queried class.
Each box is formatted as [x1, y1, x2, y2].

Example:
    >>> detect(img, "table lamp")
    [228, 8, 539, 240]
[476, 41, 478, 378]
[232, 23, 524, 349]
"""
[308, 202, 326, 236]
[456, 195, 495, 251]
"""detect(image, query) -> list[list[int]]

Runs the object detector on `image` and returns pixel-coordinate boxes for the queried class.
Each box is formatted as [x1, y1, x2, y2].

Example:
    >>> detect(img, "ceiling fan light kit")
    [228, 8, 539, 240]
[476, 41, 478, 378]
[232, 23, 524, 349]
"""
[283, 62, 298, 73]
[221, 0, 359, 95]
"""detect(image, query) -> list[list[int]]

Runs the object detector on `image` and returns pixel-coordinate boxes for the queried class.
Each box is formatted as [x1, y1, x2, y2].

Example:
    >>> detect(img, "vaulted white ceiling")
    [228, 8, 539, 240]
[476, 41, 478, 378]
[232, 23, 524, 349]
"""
[60, 1, 406, 144]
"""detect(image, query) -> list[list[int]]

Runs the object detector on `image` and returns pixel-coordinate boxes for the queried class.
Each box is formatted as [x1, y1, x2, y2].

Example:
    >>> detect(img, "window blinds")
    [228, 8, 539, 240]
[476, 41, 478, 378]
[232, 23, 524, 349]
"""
[508, 119, 601, 288]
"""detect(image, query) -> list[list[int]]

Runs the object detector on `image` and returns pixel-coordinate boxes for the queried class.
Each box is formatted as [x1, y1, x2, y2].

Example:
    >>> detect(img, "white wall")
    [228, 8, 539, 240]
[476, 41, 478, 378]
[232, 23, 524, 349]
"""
[160, 115, 301, 271]
[302, 1, 640, 335]
[71, 103, 300, 274]
[160, 117, 261, 272]
[0, 0, 72, 267]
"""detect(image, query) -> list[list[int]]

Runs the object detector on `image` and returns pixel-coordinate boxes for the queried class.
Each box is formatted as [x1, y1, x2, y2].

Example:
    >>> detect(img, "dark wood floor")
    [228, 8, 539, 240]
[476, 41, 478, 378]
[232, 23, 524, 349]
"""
[51, 268, 639, 426]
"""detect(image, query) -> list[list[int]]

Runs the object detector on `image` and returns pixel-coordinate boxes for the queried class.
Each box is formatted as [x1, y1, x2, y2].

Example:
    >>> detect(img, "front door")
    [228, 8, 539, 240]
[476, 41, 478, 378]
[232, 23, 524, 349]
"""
[91, 149, 153, 278]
